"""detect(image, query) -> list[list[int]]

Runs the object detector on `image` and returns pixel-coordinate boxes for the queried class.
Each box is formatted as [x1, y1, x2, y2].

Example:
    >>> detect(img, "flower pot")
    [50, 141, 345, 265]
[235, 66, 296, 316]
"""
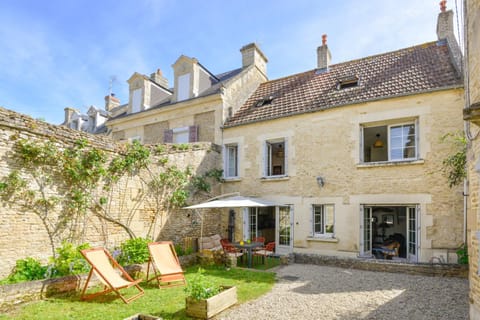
[185, 285, 237, 319]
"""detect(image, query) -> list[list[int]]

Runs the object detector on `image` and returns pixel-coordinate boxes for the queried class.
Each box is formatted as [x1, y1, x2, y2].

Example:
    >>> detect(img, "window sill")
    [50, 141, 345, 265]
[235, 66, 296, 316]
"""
[223, 177, 242, 182]
[357, 159, 424, 168]
[260, 175, 290, 182]
[307, 237, 338, 243]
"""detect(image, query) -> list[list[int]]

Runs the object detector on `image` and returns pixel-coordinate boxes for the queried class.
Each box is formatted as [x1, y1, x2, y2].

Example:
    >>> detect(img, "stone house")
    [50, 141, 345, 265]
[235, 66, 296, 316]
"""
[461, 0, 480, 318]
[105, 43, 268, 145]
[61, 104, 110, 134]
[220, 5, 464, 263]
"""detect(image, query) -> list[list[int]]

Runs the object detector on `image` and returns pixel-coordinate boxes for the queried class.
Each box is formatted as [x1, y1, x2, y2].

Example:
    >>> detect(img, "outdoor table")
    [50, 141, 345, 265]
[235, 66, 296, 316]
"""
[233, 241, 263, 268]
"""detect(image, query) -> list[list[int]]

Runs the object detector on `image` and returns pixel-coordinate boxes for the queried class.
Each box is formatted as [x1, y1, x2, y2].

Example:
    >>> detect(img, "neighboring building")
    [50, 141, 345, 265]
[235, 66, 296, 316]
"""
[62, 104, 110, 134]
[462, 0, 480, 318]
[221, 5, 464, 262]
[106, 43, 268, 144]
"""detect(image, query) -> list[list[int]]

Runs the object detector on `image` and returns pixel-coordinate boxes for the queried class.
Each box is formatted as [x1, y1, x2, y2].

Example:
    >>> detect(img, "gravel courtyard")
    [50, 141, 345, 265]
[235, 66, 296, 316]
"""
[218, 264, 469, 320]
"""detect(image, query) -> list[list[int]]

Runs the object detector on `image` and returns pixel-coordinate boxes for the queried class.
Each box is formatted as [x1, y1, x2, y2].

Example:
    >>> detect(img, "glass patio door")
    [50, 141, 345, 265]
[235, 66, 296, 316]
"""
[276, 205, 293, 254]
[360, 206, 373, 257]
[407, 206, 419, 262]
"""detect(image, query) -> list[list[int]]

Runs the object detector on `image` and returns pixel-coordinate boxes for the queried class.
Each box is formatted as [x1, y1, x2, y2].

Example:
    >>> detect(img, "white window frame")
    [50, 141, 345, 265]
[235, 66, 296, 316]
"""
[131, 88, 142, 113]
[172, 126, 189, 143]
[263, 138, 287, 178]
[361, 120, 418, 163]
[388, 122, 417, 161]
[177, 73, 190, 101]
[224, 144, 239, 179]
[312, 204, 335, 237]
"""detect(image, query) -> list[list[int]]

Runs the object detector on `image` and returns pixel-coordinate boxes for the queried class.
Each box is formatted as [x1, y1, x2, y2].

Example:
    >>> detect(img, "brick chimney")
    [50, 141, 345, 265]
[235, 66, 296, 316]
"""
[150, 68, 169, 88]
[240, 43, 268, 77]
[317, 34, 331, 71]
[104, 93, 120, 112]
[436, 0, 463, 75]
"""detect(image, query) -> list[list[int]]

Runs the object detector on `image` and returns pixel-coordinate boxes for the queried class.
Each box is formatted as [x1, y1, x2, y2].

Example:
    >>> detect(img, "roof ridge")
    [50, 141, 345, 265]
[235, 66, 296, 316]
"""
[260, 40, 441, 86]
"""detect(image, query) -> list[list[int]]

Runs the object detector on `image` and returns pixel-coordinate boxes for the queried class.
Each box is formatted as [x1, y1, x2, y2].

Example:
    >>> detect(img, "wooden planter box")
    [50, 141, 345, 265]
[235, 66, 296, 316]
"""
[185, 286, 237, 319]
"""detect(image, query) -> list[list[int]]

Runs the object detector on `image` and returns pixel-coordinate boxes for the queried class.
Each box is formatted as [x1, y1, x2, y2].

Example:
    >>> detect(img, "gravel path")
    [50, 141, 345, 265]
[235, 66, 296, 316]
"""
[218, 264, 469, 320]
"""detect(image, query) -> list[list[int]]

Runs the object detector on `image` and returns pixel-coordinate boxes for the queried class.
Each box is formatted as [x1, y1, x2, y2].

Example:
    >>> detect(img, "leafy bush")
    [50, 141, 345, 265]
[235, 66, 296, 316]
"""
[184, 268, 221, 301]
[457, 244, 469, 265]
[0, 257, 47, 284]
[48, 242, 91, 278]
[117, 237, 150, 265]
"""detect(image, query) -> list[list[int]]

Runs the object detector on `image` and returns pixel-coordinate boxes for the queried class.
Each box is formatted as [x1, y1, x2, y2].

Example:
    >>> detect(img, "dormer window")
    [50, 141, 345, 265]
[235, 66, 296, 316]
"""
[255, 95, 274, 107]
[131, 88, 142, 113]
[337, 75, 359, 90]
[177, 73, 190, 101]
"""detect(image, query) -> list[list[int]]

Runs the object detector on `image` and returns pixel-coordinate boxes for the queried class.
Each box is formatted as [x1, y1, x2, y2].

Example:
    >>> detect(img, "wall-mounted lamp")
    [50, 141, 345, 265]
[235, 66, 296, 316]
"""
[316, 176, 325, 187]
[373, 133, 384, 148]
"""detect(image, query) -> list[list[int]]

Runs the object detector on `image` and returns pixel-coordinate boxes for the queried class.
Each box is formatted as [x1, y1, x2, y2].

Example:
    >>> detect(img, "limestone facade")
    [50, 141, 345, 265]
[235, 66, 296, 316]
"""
[464, 0, 480, 318]
[106, 43, 268, 145]
[222, 89, 465, 263]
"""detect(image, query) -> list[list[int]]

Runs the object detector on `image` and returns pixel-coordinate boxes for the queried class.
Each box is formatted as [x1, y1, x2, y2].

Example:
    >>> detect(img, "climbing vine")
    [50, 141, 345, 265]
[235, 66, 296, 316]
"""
[0, 138, 221, 251]
[441, 132, 467, 188]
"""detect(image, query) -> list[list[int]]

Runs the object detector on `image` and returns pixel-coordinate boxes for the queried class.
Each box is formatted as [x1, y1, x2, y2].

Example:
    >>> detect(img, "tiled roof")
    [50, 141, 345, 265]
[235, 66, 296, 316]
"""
[225, 41, 462, 127]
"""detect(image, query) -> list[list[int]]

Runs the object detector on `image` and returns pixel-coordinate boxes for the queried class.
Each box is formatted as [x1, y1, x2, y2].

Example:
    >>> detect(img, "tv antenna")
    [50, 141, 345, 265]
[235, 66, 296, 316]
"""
[108, 75, 117, 95]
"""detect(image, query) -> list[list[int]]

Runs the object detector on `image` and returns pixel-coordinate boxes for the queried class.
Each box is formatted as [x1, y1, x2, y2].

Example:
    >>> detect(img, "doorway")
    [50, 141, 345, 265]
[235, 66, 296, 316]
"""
[360, 205, 419, 262]
[243, 205, 294, 254]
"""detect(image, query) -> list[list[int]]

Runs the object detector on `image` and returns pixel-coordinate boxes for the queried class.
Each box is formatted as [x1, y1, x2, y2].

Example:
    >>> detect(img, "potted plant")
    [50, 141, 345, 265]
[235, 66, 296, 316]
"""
[184, 268, 237, 319]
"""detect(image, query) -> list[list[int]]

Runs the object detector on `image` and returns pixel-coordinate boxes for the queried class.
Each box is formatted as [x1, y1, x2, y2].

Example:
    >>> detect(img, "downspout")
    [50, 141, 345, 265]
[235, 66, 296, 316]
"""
[462, 0, 470, 246]
[464, 178, 468, 244]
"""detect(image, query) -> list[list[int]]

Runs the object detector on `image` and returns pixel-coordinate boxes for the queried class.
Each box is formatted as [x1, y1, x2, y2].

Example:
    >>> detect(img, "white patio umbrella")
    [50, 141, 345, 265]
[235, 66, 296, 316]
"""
[183, 194, 285, 249]
[184, 195, 282, 209]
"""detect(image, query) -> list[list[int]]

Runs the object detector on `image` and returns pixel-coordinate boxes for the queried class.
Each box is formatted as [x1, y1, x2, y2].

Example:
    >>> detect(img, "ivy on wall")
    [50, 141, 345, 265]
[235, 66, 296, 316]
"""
[0, 138, 222, 256]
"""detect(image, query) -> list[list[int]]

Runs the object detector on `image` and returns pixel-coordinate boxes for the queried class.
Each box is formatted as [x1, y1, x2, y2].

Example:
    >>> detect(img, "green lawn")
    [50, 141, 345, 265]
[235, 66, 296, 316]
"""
[0, 265, 276, 320]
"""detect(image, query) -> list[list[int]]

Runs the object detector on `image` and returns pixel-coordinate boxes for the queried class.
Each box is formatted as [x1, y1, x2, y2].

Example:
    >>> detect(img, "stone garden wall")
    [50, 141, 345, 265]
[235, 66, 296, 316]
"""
[0, 107, 223, 278]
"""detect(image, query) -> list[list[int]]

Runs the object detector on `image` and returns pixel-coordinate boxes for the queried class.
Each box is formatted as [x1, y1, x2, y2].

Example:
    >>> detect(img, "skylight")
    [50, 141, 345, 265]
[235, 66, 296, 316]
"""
[337, 75, 359, 90]
[255, 95, 275, 107]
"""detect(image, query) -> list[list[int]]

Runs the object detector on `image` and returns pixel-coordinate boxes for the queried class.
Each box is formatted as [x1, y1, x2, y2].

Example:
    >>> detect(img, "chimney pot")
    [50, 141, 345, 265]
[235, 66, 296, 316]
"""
[440, 0, 447, 12]
[322, 34, 327, 45]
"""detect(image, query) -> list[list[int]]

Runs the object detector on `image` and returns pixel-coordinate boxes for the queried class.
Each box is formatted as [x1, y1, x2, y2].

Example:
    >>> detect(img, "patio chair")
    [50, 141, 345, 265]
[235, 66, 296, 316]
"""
[80, 247, 144, 304]
[253, 236, 265, 245]
[223, 243, 244, 263]
[146, 241, 186, 288]
[253, 242, 275, 264]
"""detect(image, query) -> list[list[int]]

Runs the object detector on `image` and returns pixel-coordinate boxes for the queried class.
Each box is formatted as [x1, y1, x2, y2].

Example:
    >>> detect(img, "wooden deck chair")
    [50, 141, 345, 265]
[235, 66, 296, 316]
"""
[146, 241, 186, 288]
[80, 247, 144, 304]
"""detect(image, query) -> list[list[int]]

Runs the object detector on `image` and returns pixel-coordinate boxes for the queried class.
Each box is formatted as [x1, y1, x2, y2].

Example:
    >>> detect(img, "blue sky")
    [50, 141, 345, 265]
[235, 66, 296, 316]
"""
[0, 0, 463, 125]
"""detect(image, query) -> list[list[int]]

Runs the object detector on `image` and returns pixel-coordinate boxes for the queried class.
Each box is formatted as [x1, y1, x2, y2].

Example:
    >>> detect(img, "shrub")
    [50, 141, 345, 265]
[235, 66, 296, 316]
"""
[184, 268, 221, 301]
[117, 237, 150, 265]
[457, 244, 469, 265]
[0, 257, 47, 284]
[48, 242, 91, 278]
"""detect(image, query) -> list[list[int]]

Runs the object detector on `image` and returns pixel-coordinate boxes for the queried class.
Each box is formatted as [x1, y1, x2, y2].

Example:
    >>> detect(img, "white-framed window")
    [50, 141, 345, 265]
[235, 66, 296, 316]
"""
[312, 204, 335, 237]
[224, 144, 238, 178]
[172, 126, 189, 143]
[131, 88, 142, 113]
[264, 138, 286, 177]
[177, 73, 190, 101]
[361, 120, 418, 163]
